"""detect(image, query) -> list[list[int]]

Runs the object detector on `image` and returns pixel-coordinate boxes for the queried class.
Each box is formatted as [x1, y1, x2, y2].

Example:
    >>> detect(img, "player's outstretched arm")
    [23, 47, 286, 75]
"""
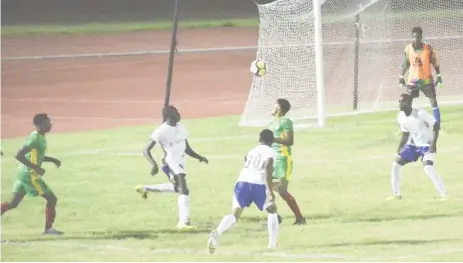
[43, 156, 61, 168]
[143, 139, 159, 175]
[16, 146, 45, 175]
[185, 140, 208, 163]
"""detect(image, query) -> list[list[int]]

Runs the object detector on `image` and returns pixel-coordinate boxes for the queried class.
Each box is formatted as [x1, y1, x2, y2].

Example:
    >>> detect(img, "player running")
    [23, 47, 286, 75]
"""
[1, 113, 63, 235]
[269, 98, 306, 225]
[207, 129, 279, 253]
[400, 26, 443, 123]
[135, 105, 208, 229]
[388, 94, 448, 200]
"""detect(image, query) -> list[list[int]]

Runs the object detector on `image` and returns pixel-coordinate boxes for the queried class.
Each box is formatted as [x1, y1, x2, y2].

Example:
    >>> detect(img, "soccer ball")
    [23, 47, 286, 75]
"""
[249, 59, 267, 77]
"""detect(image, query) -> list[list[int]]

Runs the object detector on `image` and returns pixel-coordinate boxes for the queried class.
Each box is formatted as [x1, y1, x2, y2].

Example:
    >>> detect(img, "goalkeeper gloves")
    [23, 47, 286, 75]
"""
[435, 74, 444, 88]
[399, 75, 406, 86]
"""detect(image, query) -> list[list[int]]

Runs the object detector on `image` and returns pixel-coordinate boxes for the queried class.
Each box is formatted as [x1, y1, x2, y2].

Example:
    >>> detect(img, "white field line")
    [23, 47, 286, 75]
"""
[71, 147, 462, 164]
[2, 240, 463, 261]
[1, 95, 244, 104]
[2, 35, 461, 61]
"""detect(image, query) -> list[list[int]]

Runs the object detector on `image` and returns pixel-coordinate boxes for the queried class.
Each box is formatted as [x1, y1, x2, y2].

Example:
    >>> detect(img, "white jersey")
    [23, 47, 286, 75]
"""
[151, 122, 188, 174]
[237, 144, 276, 185]
[397, 108, 436, 146]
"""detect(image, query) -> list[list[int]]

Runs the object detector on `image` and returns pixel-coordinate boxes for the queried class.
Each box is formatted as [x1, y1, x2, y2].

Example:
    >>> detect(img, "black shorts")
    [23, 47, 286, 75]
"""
[407, 83, 436, 99]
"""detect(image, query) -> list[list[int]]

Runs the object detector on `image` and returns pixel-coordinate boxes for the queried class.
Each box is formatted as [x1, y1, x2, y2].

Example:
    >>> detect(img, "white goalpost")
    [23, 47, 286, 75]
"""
[239, 0, 463, 128]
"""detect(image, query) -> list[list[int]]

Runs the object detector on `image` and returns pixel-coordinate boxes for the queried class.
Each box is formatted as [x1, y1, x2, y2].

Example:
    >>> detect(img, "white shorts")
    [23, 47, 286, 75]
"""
[165, 156, 186, 175]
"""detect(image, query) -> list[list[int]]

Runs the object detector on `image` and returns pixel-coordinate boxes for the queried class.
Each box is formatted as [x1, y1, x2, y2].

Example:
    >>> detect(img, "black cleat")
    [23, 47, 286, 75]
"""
[293, 217, 306, 225]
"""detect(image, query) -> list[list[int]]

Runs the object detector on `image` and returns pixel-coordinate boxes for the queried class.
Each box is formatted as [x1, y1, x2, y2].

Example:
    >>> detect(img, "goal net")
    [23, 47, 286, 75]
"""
[239, 0, 463, 127]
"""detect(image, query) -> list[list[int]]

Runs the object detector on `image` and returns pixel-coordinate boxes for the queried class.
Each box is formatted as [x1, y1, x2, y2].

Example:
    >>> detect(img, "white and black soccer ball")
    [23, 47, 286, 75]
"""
[249, 59, 267, 77]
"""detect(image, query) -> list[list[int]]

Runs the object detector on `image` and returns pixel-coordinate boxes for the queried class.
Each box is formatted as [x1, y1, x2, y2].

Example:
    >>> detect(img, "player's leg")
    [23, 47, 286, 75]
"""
[265, 201, 279, 249]
[208, 182, 250, 254]
[135, 164, 175, 199]
[421, 150, 447, 199]
[35, 177, 63, 235]
[273, 156, 305, 225]
[388, 145, 415, 200]
[1, 181, 26, 215]
[174, 172, 194, 229]
[421, 83, 441, 123]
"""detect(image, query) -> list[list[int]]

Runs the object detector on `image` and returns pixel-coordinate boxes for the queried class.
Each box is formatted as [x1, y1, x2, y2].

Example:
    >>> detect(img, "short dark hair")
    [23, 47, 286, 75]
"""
[412, 27, 423, 36]
[33, 113, 49, 126]
[400, 93, 413, 102]
[259, 129, 274, 144]
[162, 105, 177, 119]
[277, 98, 291, 114]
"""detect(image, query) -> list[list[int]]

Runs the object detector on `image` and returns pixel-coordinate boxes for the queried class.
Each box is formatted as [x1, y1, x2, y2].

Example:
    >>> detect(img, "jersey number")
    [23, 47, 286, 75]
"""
[244, 154, 265, 170]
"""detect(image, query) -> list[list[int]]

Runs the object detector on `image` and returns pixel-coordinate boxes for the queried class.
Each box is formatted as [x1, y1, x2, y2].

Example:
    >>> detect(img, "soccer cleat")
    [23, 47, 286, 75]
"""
[293, 217, 306, 225]
[176, 221, 198, 231]
[135, 185, 148, 199]
[386, 195, 402, 201]
[44, 228, 63, 236]
[207, 229, 218, 254]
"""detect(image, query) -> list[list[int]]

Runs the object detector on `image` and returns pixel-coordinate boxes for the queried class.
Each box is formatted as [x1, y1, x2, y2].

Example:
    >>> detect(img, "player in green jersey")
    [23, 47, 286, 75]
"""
[269, 99, 306, 225]
[1, 113, 63, 235]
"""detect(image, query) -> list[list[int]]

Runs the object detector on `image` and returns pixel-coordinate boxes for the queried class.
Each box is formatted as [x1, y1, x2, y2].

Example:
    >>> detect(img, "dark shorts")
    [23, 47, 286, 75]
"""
[407, 83, 436, 99]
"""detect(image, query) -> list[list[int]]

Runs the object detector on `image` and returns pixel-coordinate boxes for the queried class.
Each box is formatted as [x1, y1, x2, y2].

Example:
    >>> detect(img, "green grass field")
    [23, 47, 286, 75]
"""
[2, 106, 463, 261]
[2, 9, 462, 37]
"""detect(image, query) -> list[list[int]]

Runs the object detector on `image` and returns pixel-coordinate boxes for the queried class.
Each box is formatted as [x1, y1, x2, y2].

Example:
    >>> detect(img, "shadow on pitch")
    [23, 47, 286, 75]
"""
[343, 212, 463, 223]
[7, 227, 212, 243]
[314, 238, 462, 248]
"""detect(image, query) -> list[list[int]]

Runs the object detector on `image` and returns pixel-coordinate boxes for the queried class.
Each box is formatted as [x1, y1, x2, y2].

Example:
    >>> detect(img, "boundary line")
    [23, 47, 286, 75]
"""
[2, 35, 461, 61]
[2, 240, 463, 261]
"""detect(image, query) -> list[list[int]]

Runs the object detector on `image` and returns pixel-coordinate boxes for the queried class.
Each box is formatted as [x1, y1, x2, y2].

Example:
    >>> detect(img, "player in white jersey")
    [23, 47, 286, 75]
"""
[388, 94, 448, 200]
[135, 106, 209, 229]
[207, 129, 280, 254]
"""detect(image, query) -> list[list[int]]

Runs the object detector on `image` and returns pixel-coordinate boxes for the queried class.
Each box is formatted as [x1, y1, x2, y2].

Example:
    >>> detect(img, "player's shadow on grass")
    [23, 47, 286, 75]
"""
[314, 238, 461, 248]
[10, 228, 211, 243]
[344, 212, 463, 223]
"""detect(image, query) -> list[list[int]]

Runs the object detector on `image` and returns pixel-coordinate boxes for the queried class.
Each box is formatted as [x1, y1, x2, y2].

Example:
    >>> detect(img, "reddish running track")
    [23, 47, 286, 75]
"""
[1, 28, 259, 138]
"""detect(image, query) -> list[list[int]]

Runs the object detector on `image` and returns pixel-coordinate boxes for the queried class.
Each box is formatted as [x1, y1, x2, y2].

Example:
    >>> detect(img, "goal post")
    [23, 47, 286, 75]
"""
[239, 0, 463, 128]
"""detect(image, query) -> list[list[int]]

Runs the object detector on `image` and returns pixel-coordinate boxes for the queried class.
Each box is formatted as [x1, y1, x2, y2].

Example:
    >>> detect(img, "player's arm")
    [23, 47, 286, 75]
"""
[43, 156, 61, 168]
[143, 139, 159, 175]
[273, 119, 294, 146]
[185, 140, 208, 163]
[396, 117, 409, 155]
[430, 47, 443, 86]
[264, 157, 275, 201]
[15, 145, 45, 175]
[418, 109, 440, 152]
[400, 49, 410, 85]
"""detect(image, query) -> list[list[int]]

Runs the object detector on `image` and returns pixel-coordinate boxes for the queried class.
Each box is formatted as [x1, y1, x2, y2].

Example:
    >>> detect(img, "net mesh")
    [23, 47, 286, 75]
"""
[239, 0, 463, 127]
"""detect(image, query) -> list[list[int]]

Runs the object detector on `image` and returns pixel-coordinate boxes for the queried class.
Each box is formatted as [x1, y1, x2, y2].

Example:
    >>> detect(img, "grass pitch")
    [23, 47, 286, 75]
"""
[1, 105, 463, 261]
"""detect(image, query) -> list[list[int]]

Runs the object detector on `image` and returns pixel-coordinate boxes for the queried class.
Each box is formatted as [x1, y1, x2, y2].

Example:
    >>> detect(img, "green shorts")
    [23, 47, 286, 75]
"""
[13, 172, 52, 197]
[272, 155, 293, 181]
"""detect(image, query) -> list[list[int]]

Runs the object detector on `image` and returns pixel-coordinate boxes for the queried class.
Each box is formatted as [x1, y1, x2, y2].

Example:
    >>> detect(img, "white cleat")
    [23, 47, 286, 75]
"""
[207, 230, 218, 254]
[44, 228, 64, 236]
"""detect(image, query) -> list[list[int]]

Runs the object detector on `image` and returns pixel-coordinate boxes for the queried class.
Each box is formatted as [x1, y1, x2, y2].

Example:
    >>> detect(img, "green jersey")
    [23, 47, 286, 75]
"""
[269, 116, 293, 156]
[18, 131, 47, 175]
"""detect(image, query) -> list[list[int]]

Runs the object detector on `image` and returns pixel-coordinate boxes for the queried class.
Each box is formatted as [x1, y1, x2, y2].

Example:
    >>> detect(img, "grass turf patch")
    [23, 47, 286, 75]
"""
[1, 105, 463, 261]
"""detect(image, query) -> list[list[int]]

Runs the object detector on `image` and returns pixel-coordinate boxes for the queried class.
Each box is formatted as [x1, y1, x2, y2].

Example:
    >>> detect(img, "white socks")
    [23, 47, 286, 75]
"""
[267, 213, 279, 249]
[178, 195, 190, 225]
[391, 162, 448, 198]
[391, 162, 402, 196]
[424, 165, 448, 197]
[216, 214, 237, 236]
[143, 183, 175, 193]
